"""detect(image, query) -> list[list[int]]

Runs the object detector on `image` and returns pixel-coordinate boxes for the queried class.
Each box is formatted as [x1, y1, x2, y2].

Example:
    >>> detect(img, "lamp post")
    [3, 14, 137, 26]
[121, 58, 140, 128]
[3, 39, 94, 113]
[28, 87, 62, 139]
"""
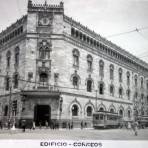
[8, 77, 12, 129]
[59, 97, 63, 128]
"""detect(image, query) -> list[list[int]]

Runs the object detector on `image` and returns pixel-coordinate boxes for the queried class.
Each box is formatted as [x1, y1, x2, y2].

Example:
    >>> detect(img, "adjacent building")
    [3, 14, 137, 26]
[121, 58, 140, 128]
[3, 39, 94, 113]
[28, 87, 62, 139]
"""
[0, 0, 148, 127]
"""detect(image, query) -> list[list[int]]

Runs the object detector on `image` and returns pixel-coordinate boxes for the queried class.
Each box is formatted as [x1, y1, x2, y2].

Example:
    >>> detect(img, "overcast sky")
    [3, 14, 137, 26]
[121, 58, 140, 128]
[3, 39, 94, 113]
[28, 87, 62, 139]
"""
[0, 0, 148, 62]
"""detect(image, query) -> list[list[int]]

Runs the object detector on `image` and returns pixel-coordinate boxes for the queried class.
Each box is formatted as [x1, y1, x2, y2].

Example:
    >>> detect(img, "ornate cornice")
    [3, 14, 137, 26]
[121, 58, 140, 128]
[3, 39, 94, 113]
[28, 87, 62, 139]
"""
[0, 33, 26, 52]
[0, 15, 27, 38]
[64, 15, 148, 70]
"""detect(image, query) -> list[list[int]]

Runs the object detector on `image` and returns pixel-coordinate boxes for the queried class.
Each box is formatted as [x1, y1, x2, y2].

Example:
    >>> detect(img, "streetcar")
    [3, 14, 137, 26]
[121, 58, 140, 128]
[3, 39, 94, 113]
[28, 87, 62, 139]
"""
[93, 111, 122, 129]
[137, 116, 148, 128]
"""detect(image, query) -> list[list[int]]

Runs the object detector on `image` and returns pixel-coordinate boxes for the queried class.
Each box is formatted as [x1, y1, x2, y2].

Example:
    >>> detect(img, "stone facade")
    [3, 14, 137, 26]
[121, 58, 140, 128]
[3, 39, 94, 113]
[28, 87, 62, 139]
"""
[0, 0, 148, 128]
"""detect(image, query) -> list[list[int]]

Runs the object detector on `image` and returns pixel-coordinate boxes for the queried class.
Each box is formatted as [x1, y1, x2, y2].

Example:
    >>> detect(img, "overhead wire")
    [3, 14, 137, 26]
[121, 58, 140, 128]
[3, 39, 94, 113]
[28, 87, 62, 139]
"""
[106, 26, 148, 38]
[0, 74, 146, 101]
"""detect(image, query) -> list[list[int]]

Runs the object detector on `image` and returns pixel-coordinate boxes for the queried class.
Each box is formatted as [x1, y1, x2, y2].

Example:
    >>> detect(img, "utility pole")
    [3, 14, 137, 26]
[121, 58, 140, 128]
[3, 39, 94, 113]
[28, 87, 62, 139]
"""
[8, 77, 12, 129]
[95, 90, 98, 112]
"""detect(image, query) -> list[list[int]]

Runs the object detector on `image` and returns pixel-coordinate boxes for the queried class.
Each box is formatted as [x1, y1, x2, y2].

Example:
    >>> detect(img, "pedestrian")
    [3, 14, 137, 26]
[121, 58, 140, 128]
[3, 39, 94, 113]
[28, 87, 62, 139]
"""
[45, 120, 48, 129]
[0, 121, 3, 129]
[68, 122, 71, 130]
[32, 121, 35, 130]
[71, 121, 73, 129]
[84, 122, 87, 128]
[127, 122, 131, 129]
[22, 120, 26, 132]
[81, 121, 83, 129]
[39, 121, 42, 129]
[120, 122, 123, 129]
[132, 121, 138, 136]
[8, 119, 11, 130]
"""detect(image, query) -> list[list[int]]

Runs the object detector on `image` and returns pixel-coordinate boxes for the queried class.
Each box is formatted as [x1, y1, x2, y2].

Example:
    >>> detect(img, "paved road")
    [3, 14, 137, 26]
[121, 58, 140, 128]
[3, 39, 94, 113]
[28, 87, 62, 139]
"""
[0, 128, 148, 140]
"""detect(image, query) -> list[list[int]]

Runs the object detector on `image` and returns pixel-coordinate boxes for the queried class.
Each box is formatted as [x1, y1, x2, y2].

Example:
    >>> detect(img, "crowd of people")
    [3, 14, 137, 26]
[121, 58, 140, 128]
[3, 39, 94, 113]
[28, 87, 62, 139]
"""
[0, 119, 146, 137]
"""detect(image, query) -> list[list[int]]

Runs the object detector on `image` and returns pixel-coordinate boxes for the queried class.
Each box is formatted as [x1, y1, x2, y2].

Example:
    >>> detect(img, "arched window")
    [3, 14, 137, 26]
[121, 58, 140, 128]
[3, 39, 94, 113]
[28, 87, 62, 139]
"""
[128, 110, 131, 118]
[72, 104, 79, 116]
[6, 51, 11, 68]
[87, 54, 93, 71]
[39, 47, 50, 59]
[75, 30, 79, 38]
[99, 107, 104, 111]
[39, 40, 51, 59]
[126, 89, 130, 100]
[119, 87, 123, 98]
[13, 73, 19, 88]
[86, 106, 93, 116]
[110, 84, 114, 96]
[99, 83, 104, 95]
[99, 60, 104, 78]
[87, 80, 92, 92]
[110, 108, 114, 113]
[73, 49, 79, 67]
[119, 109, 123, 117]
[110, 64, 114, 80]
[134, 75, 138, 87]
[126, 71, 130, 86]
[141, 94, 144, 105]
[39, 72, 48, 85]
[71, 28, 75, 36]
[73, 76, 78, 88]
[15, 46, 20, 66]
[71, 71, 80, 89]
[118, 68, 122, 82]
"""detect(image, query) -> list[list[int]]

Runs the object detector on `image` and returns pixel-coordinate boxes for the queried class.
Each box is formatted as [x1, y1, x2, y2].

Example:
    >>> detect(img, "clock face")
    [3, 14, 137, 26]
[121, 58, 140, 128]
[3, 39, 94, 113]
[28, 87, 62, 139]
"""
[39, 17, 51, 26]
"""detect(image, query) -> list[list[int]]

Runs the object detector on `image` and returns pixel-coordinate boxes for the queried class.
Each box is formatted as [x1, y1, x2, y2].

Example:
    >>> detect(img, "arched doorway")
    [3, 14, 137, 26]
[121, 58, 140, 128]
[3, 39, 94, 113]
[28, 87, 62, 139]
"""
[72, 104, 79, 116]
[39, 72, 48, 86]
[34, 105, 51, 126]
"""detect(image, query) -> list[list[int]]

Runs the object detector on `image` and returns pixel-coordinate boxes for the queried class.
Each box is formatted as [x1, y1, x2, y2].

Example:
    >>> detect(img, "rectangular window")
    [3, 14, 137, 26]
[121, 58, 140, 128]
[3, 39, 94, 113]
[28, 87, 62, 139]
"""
[7, 57, 10, 68]
[74, 55, 79, 67]
[12, 100, 17, 116]
[127, 76, 130, 86]
[119, 73, 122, 82]
[88, 61, 92, 71]
[15, 53, 19, 66]
[5, 77, 10, 91]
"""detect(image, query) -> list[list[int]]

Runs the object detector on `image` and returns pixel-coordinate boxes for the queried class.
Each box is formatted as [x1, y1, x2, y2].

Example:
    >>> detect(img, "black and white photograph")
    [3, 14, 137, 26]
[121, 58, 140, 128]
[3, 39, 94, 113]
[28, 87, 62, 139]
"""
[0, 0, 148, 147]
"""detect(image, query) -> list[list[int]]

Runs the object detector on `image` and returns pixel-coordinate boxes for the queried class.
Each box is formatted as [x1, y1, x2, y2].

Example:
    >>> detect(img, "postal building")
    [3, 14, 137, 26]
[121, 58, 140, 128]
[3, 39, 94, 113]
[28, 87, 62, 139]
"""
[0, 0, 148, 127]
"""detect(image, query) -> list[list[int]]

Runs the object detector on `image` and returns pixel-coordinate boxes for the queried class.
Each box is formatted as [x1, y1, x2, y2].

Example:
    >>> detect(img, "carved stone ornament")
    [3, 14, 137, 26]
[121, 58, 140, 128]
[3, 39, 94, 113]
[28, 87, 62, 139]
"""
[38, 12, 53, 26]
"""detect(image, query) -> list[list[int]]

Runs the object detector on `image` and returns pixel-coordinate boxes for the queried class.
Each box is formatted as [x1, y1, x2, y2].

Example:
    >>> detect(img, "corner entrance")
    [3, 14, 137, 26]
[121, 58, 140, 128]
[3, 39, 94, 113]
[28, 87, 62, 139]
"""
[34, 105, 51, 126]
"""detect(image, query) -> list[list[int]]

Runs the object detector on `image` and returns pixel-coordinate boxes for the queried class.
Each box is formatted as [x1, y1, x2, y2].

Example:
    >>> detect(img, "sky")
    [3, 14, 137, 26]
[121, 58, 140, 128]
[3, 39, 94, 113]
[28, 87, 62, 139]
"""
[0, 0, 148, 62]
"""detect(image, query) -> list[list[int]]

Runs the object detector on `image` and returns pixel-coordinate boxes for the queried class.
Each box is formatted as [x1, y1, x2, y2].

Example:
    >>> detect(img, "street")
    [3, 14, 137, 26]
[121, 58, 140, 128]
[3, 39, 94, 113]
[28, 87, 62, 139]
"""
[0, 128, 148, 140]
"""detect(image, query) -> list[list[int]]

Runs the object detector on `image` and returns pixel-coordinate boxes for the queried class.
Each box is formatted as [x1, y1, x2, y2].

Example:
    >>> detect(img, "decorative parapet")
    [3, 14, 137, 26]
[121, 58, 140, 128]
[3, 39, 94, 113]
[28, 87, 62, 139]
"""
[28, 0, 64, 14]
[0, 15, 27, 38]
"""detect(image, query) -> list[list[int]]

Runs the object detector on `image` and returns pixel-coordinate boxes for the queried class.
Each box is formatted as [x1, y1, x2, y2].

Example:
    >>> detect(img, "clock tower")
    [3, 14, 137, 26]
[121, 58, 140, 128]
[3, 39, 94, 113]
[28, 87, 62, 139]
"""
[27, 0, 64, 34]
[26, 0, 64, 88]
